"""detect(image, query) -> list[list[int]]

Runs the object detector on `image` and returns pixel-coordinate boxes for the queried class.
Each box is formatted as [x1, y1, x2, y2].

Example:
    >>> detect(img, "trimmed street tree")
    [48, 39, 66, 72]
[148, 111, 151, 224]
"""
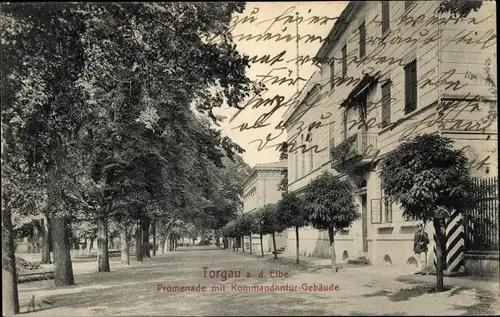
[252, 209, 267, 257]
[379, 134, 474, 291]
[303, 172, 359, 273]
[253, 204, 283, 258]
[222, 220, 238, 250]
[276, 192, 308, 264]
[234, 213, 255, 253]
[262, 204, 285, 260]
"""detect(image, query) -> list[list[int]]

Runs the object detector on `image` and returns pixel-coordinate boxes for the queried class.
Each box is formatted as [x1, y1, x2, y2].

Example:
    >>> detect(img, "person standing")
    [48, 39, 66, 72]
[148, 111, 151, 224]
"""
[414, 223, 429, 274]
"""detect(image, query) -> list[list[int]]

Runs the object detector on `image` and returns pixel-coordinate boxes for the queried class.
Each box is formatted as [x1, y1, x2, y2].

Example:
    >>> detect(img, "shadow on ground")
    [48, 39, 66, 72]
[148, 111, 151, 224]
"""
[362, 284, 453, 302]
[451, 291, 500, 316]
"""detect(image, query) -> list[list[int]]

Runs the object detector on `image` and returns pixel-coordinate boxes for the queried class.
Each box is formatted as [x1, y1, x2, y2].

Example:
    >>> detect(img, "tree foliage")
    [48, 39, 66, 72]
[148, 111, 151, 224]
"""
[303, 172, 359, 231]
[378, 134, 474, 223]
[234, 212, 256, 236]
[253, 204, 282, 235]
[1, 1, 259, 290]
[436, 0, 484, 17]
[275, 192, 308, 229]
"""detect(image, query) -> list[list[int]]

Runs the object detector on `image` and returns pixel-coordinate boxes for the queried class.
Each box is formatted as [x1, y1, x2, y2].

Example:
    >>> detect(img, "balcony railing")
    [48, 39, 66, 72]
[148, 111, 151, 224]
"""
[331, 132, 378, 170]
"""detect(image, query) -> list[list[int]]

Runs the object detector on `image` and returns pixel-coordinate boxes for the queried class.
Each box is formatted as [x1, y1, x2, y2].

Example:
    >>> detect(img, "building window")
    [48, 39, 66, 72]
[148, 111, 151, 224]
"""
[381, 81, 391, 128]
[370, 198, 382, 224]
[308, 130, 313, 171]
[381, 1, 390, 35]
[404, 214, 418, 221]
[330, 60, 335, 89]
[328, 121, 335, 160]
[404, 60, 417, 114]
[383, 196, 392, 223]
[359, 21, 366, 58]
[294, 144, 298, 180]
[342, 111, 348, 140]
[341, 45, 347, 78]
[405, 1, 416, 11]
[301, 134, 305, 176]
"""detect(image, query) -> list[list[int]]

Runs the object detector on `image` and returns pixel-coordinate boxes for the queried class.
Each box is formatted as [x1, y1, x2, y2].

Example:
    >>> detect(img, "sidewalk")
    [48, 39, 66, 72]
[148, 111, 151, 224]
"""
[397, 273, 500, 293]
[229, 248, 500, 294]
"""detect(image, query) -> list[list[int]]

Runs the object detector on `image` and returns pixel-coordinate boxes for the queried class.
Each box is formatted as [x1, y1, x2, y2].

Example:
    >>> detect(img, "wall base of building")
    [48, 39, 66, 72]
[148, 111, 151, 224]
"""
[464, 252, 500, 278]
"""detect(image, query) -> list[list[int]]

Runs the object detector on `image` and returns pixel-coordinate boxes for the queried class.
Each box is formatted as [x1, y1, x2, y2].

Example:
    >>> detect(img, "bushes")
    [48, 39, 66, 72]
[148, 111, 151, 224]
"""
[15, 256, 41, 274]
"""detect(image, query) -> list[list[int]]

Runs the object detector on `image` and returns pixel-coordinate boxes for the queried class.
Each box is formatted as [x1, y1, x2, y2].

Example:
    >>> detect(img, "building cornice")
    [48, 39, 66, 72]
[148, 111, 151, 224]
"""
[242, 162, 287, 189]
[315, 1, 366, 62]
[282, 72, 321, 127]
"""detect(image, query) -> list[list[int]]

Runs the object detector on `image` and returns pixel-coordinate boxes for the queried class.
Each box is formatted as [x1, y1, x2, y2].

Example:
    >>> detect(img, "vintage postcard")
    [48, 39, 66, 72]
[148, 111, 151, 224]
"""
[1, 1, 499, 316]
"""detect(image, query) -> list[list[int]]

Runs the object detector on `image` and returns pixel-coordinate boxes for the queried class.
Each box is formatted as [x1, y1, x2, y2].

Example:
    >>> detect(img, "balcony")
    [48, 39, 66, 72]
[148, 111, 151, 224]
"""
[331, 132, 378, 170]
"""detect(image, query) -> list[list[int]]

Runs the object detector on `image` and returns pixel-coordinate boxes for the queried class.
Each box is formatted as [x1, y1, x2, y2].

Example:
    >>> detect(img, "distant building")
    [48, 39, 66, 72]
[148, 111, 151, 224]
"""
[242, 161, 287, 254]
[282, 1, 497, 275]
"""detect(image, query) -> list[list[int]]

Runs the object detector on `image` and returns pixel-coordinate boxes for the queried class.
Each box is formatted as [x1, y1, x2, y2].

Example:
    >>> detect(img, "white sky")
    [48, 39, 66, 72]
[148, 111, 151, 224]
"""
[216, 2, 349, 168]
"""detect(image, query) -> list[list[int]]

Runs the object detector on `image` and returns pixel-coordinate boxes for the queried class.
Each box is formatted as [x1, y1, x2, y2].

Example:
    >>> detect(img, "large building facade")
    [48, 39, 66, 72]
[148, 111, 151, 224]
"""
[242, 161, 288, 254]
[283, 0, 497, 273]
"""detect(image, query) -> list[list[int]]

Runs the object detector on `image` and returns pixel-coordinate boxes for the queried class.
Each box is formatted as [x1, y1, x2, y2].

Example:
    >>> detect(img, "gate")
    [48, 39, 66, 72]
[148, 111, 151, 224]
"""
[464, 177, 499, 252]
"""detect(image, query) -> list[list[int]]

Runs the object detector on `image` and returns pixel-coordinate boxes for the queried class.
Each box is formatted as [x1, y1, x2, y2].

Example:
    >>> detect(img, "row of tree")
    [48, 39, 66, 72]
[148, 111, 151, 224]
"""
[1, 3, 256, 315]
[225, 133, 482, 293]
[223, 171, 359, 272]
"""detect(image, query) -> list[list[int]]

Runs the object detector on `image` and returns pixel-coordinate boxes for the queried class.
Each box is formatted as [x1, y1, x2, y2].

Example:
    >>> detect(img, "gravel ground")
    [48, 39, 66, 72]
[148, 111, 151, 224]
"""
[16, 246, 500, 316]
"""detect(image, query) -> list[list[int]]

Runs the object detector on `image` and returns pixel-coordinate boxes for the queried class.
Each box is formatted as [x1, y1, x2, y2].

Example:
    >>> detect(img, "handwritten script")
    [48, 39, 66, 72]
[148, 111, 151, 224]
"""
[227, 4, 496, 169]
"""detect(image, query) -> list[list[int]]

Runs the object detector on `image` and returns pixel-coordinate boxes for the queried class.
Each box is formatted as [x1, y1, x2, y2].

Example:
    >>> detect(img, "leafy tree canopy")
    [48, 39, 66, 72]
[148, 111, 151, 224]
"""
[379, 134, 473, 223]
[304, 172, 359, 231]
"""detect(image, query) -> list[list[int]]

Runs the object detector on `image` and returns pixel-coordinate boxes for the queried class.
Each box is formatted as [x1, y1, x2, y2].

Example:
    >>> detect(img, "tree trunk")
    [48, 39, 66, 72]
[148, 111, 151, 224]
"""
[2, 197, 20, 315]
[41, 213, 51, 264]
[166, 236, 171, 252]
[135, 220, 143, 262]
[97, 207, 110, 272]
[241, 236, 245, 253]
[295, 226, 300, 264]
[328, 226, 337, 273]
[160, 236, 167, 254]
[215, 231, 220, 247]
[152, 220, 156, 256]
[141, 218, 150, 258]
[51, 216, 75, 286]
[249, 234, 253, 254]
[174, 238, 177, 250]
[32, 220, 42, 253]
[87, 238, 94, 254]
[260, 233, 264, 256]
[433, 218, 445, 291]
[272, 232, 278, 259]
[120, 224, 131, 265]
[109, 235, 114, 250]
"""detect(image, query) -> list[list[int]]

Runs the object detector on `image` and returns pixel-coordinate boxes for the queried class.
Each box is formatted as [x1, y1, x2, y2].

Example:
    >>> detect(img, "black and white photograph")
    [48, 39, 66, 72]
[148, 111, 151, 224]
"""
[1, 1, 499, 316]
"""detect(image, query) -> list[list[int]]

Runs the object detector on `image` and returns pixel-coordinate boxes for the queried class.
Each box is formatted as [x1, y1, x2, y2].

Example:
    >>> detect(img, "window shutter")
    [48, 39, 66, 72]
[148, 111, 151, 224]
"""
[381, 82, 391, 127]
[341, 45, 347, 78]
[329, 121, 335, 160]
[382, 1, 390, 35]
[342, 111, 348, 140]
[308, 131, 313, 171]
[405, 1, 415, 10]
[383, 196, 392, 223]
[330, 61, 335, 89]
[359, 22, 366, 58]
[404, 60, 417, 114]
